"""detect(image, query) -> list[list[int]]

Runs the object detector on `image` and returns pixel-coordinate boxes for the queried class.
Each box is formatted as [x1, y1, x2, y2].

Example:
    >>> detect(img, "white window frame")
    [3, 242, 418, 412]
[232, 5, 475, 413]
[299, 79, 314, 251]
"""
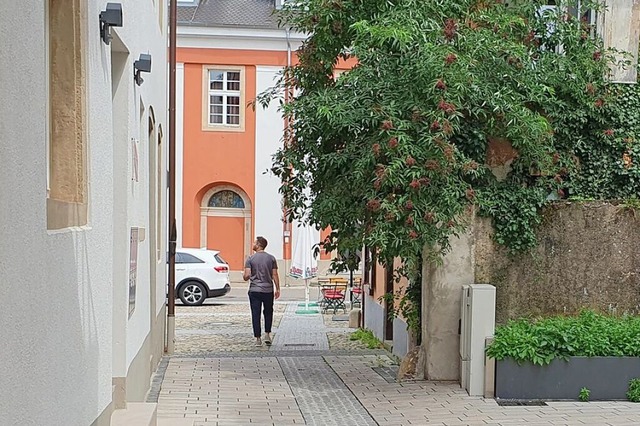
[202, 65, 246, 132]
[537, 2, 598, 55]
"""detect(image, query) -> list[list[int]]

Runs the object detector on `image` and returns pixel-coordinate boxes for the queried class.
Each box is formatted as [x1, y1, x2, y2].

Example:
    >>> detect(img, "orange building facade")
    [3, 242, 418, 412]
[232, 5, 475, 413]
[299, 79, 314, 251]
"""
[176, 2, 338, 278]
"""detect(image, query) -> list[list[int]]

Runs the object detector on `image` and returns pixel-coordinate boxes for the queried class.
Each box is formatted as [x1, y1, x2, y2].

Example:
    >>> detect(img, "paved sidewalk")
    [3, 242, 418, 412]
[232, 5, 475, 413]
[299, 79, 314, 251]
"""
[153, 301, 640, 425]
[271, 303, 329, 351]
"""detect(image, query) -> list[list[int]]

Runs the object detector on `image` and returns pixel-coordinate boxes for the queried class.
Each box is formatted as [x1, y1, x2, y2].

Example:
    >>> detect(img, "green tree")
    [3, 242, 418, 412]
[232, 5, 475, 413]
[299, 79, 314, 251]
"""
[258, 0, 633, 284]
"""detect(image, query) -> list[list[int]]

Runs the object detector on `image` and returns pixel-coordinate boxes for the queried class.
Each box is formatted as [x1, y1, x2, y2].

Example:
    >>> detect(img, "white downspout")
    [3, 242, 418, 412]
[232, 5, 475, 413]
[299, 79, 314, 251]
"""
[286, 28, 292, 69]
[283, 27, 292, 287]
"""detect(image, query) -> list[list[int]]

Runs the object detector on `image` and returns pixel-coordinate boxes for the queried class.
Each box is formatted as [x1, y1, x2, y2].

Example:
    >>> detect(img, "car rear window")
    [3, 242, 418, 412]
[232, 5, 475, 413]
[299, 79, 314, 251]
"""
[214, 254, 227, 264]
[178, 253, 205, 264]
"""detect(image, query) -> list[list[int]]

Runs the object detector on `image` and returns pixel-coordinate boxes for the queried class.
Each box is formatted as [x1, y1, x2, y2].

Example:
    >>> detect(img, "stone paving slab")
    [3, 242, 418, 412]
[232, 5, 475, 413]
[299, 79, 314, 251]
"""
[157, 357, 305, 426]
[326, 355, 640, 425]
[271, 304, 329, 351]
[327, 332, 371, 351]
[170, 349, 391, 358]
[155, 300, 640, 426]
[175, 335, 275, 355]
[322, 312, 351, 329]
[279, 356, 377, 426]
[174, 302, 358, 354]
[157, 353, 640, 425]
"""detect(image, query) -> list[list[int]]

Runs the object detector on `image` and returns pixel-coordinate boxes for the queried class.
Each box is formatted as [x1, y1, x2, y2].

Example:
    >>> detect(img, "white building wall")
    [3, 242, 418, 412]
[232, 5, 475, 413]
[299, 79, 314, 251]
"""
[0, 1, 167, 424]
[104, 0, 168, 378]
[255, 66, 286, 259]
[112, 39, 131, 382]
[177, 62, 185, 249]
[0, 4, 112, 424]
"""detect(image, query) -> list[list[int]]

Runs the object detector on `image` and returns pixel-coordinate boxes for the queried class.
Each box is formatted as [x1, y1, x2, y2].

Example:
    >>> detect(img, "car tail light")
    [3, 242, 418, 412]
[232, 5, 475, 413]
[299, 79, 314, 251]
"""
[214, 265, 228, 273]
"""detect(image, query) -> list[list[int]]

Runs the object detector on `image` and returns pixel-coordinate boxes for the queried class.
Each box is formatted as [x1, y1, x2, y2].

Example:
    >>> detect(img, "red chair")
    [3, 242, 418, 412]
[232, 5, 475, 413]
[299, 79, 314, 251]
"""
[321, 283, 347, 314]
[351, 279, 363, 309]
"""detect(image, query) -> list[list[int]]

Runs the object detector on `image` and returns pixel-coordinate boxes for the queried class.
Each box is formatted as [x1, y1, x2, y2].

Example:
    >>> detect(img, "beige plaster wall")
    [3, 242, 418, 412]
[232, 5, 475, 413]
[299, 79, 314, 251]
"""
[48, 0, 88, 229]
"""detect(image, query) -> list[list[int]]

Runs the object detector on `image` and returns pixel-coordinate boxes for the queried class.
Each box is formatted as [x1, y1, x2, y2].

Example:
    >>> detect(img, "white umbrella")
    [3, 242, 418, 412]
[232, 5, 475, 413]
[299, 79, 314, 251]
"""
[289, 222, 319, 314]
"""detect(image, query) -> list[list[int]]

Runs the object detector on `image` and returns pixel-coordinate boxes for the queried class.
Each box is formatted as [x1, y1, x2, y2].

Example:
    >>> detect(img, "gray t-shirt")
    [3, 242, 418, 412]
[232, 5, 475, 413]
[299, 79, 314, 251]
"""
[245, 251, 277, 293]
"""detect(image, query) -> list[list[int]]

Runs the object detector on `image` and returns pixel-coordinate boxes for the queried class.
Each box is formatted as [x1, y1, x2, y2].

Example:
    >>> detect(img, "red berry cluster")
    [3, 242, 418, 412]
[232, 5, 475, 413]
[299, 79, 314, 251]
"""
[443, 19, 458, 41]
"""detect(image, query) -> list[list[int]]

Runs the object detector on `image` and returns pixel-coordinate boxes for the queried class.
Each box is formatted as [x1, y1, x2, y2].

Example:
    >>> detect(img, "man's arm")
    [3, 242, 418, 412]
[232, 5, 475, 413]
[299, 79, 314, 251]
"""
[272, 268, 280, 299]
[243, 256, 251, 281]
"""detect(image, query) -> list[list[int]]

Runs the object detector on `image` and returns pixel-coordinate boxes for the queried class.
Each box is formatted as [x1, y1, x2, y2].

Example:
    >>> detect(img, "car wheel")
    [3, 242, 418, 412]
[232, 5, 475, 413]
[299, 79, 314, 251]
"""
[178, 281, 207, 306]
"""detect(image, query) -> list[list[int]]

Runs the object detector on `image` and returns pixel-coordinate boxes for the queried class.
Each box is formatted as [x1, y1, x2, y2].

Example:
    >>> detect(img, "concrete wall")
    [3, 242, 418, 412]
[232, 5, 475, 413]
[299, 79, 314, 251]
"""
[421, 229, 474, 381]
[392, 318, 411, 359]
[0, 1, 167, 423]
[475, 201, 640, 323]
[600, 0, 640, 83]
[418, 201, 640, 383]
[364, 294, 385, 342]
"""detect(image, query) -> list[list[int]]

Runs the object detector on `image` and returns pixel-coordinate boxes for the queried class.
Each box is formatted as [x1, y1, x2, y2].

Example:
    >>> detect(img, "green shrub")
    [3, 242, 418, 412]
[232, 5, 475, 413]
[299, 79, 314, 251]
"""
[627, 378, 640, 402]
[486, 310, 640, 365]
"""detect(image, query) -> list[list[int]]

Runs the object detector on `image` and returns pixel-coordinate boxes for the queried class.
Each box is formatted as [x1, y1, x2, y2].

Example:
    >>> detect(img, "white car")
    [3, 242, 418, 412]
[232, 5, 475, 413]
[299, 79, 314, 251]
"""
[174, 248, 231, 306]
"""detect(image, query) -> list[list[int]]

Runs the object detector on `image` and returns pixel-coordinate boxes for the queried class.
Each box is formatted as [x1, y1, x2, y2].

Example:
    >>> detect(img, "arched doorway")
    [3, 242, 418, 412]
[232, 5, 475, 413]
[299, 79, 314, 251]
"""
[200, 185, 252, 271]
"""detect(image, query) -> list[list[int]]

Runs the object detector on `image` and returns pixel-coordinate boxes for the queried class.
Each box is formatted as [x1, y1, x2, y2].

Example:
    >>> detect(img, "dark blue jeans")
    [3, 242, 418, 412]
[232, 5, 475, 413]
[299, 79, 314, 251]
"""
[248, 291, 274, 338]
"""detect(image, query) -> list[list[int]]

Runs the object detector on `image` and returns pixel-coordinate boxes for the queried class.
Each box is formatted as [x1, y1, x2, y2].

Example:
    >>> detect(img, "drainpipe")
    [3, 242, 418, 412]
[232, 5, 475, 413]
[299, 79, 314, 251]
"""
[361, 246, 369, 329]
[286, 28, 292, 70]
[166, 0, 177, 354]
[283, 28, 293, 286]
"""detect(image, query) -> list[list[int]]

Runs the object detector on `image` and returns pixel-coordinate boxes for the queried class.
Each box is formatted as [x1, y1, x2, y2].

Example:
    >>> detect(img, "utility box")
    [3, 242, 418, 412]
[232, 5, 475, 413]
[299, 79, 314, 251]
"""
[460, 284, 496, 396]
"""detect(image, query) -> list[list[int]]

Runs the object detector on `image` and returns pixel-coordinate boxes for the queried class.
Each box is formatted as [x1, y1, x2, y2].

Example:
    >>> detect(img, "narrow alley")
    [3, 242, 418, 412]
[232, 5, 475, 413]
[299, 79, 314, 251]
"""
[148, 288, 640, 426]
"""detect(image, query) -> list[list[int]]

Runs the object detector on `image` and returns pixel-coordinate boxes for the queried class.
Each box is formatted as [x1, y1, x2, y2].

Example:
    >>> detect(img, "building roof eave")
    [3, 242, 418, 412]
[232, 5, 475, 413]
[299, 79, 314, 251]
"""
[177, 25, 308, 42]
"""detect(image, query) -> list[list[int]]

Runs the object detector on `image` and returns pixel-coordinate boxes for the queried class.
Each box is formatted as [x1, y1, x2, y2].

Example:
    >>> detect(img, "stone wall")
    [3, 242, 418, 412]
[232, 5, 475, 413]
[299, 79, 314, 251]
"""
[474, 201, 640, 324]
[419, 201, 640, 381]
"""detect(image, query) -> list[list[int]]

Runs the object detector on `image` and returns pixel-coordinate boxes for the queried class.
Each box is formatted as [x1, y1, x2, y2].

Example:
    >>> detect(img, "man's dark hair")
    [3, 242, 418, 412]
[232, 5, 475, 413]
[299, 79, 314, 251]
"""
[256, 236, 268, 249]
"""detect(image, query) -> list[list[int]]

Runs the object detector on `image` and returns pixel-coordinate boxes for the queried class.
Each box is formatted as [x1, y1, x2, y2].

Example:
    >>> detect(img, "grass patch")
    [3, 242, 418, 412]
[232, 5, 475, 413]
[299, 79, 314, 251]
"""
[349, 328, 384, 349]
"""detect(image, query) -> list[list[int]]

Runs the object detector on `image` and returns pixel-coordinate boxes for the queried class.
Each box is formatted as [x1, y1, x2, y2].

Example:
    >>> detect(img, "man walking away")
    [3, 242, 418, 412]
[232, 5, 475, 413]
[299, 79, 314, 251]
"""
[243, 236, 280, 346]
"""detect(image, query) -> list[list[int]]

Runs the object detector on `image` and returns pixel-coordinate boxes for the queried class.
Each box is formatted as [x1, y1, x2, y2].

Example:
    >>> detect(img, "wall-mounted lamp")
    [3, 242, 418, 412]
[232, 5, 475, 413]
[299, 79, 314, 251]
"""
[99, 3, 123, 45]
[134, 54, 152, 86]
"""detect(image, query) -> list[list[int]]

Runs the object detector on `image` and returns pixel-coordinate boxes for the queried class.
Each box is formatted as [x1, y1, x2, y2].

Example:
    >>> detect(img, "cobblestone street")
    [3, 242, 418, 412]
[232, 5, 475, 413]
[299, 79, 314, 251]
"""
[150, 287, 640, 426]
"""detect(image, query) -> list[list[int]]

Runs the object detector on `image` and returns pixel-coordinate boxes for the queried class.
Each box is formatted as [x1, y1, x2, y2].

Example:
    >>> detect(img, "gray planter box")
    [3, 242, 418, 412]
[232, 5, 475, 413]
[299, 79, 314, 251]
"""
[496, 357, 640, 400]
